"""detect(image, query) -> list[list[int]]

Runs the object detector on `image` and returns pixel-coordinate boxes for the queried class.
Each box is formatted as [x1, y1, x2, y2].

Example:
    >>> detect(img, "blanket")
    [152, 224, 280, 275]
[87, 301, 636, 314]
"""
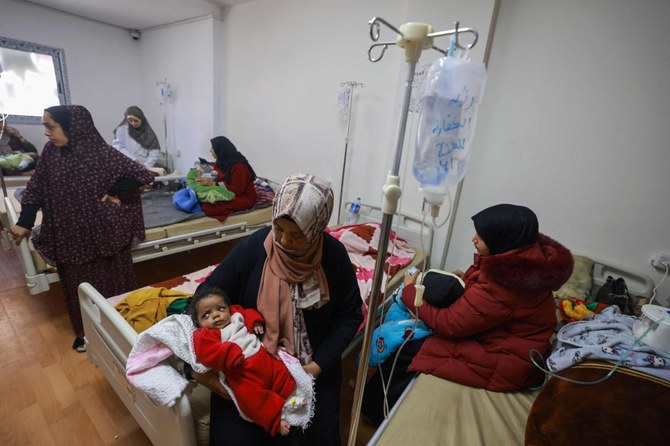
[547, 306, 670, 380]
[125, 314, 314, 429]
[327, 223, 416, 323]
[526, 361, 670, 446]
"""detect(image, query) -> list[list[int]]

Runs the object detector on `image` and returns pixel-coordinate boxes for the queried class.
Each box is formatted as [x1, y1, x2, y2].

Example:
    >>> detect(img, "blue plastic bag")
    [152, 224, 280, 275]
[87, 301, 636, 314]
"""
[173, 187, 202, 213]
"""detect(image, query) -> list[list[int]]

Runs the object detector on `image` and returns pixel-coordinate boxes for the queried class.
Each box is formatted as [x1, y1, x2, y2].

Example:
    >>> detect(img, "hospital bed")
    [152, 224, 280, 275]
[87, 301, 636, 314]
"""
[366, 254, 655, 445]
[77, 204, 432, 446]
[1, 174, 274, 295]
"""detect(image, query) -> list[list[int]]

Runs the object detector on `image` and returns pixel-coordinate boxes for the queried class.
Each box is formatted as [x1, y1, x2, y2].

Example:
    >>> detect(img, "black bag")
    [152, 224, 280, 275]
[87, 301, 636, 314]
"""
[595, 276, 635, 315]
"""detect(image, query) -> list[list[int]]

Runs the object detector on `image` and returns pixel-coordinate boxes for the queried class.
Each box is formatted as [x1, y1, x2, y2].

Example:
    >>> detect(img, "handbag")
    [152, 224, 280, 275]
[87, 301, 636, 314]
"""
[595, 275, 635, 315]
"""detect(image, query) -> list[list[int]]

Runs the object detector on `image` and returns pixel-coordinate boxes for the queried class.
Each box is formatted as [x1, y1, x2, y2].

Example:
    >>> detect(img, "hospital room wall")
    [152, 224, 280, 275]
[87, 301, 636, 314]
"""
[0, 0, 143, 149]
[219, 0, 496, 225]
[445, 0, 670, 305]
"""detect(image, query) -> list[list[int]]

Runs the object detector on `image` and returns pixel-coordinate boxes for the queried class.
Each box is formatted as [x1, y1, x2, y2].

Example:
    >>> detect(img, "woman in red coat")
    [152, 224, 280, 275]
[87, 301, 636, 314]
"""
[196, 136, 257, 221]
[362, 203, 574, 425]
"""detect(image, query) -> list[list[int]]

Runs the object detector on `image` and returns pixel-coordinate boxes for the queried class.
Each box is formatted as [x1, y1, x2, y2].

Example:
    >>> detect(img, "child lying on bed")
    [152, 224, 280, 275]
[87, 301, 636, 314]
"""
[188, 285, 307, 437]
[365, 269, 465, 368]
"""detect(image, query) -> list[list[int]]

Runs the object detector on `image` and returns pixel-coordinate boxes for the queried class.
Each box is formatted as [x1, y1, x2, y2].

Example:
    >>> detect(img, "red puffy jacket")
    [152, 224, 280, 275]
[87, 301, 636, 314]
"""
[402, 233, 573, 391]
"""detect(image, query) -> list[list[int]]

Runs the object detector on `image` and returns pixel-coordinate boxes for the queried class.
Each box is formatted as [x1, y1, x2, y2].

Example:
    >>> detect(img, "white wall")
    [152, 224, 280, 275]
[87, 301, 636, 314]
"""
[446, 0, 670, 304]
[139, 16, 220, 174]
[1, 0, 142, 148]
[220, 0, 496, 241]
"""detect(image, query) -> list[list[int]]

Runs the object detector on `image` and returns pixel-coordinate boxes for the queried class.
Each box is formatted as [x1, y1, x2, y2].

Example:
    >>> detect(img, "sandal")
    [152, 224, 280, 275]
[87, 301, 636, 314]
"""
[72, 337, 86, 353]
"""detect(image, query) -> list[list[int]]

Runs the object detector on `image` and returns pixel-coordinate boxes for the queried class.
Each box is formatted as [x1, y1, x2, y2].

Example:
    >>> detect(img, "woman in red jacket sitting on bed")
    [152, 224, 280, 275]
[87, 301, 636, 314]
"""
[361, 203, 574, 426]
[195, 136, 257, 221]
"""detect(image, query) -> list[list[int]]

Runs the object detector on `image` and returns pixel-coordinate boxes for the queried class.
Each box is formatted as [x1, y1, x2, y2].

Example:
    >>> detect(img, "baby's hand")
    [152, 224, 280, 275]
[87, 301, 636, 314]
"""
[253, 323, 264, 336]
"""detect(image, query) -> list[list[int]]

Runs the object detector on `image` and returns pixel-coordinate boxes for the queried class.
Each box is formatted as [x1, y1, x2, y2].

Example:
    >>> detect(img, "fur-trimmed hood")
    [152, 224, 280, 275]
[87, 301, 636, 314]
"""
[477, 233, 573, 293]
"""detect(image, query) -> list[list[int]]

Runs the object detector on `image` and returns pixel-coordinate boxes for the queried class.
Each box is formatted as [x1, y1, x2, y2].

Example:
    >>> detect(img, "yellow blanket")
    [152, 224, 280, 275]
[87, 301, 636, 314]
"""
[115, 287, 191, 333]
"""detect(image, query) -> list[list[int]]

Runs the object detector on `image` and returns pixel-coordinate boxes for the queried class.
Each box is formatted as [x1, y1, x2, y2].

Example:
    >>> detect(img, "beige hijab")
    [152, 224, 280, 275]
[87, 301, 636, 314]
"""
[257, 174, 334, 359]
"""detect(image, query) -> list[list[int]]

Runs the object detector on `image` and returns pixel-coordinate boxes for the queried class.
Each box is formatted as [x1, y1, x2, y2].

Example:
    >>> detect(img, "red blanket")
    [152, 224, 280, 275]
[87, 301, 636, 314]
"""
[328, 223, 416, 327]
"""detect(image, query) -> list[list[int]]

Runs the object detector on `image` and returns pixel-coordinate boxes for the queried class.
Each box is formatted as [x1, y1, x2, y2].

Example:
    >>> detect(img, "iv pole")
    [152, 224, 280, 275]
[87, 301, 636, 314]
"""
[347, 17, 479, 446]
[337, 81, 364, 224]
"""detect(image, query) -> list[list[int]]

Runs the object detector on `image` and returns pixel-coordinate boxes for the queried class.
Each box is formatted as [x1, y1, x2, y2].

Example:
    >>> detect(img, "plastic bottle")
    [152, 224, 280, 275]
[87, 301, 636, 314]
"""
[344, 197, 362, 225]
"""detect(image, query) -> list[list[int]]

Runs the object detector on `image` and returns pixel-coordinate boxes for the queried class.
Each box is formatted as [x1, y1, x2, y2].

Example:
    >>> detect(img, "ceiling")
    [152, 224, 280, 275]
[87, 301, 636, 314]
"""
[21, 0, 252, 30]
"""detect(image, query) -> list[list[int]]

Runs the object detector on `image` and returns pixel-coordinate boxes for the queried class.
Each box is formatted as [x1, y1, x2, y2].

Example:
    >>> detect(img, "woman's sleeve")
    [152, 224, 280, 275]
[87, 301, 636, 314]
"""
[112, 125, 133, 159]
[311, 240, 363, 372]
[401, 283, 511, 338]
[224, 164, 253, 196]
[17, 146, 50, 227]
[199, 233, 259, 307]
[144, 149, 159, 168]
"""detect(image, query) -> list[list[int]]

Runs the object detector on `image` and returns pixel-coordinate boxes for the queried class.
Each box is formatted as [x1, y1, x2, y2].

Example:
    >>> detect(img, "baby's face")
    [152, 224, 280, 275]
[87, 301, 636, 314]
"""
[196, 294, 232, 329]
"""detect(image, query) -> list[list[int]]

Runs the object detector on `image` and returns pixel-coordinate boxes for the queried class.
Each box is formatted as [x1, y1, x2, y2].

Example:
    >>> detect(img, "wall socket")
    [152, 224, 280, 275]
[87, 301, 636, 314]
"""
[651, 253, 670, 269]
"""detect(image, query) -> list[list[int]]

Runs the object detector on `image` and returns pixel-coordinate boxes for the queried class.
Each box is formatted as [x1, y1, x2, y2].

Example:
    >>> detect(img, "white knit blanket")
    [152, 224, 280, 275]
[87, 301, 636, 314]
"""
[125, 314, 315, 430]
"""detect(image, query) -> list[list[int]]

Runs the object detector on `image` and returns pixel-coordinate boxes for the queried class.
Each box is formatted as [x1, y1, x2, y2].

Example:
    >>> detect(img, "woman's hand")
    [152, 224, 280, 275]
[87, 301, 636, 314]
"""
[452, 269, 465, 278]
[302, 361, 322, 378]
[101, 194, 121, 207]
[9, 225, 30, 245]
[191, 369, 232, 400]
[195, 177, 216, 186]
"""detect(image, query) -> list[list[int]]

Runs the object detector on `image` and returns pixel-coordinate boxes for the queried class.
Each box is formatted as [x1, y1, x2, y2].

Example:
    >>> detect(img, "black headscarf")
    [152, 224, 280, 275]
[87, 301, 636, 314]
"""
[114, 106, 161, 151]
[210, 136, 256, 183]
[471, 204, 539, 255]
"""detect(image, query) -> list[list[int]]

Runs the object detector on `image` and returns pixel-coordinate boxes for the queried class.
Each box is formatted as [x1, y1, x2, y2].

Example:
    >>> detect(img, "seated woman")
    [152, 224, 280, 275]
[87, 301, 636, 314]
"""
[112, 106, 164, 169]
[361, 203, 574, 425]
[194, 136, 257, 221]
[191, 173, 363, 444]
[0, 122, 39, 175]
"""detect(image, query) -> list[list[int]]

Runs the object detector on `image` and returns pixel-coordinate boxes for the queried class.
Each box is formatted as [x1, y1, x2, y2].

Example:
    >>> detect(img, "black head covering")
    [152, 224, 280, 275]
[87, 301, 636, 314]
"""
[45, 105, 72, 138]
[471, 204, 539, 255]
[422, 271, 465, 308]
[114, 105, 161, 151]
[210, 136, 256, 183]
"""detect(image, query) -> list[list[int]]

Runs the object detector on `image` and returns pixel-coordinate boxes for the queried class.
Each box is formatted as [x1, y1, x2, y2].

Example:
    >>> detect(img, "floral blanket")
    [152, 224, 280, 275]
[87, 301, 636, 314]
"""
[327, 223, 416, 326]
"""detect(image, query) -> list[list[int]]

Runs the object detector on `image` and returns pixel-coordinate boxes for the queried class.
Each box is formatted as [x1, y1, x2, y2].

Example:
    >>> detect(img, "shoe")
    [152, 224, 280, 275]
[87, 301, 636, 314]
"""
[72, 337, 86, 353]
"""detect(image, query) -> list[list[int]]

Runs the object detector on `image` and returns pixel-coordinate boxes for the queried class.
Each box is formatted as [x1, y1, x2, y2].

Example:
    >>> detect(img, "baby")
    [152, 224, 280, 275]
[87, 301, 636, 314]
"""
[188, 285, 297, 436]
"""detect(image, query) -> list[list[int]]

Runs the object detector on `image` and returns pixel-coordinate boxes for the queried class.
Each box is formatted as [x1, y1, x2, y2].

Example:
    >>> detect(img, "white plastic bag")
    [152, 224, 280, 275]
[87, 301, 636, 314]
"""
[413, 56, 487, 191]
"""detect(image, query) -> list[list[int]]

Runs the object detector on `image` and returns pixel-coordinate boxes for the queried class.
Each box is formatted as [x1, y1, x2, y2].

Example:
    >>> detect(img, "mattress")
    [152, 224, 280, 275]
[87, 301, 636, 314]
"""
[372, 374, 539, 445]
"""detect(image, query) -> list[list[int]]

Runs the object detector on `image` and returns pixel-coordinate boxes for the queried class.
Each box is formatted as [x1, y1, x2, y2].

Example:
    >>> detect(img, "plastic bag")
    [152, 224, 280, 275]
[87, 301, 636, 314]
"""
[413, 56, 487, 191]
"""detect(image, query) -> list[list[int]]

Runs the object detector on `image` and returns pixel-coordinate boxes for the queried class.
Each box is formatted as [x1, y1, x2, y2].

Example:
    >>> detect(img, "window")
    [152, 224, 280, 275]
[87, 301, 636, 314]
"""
[0, 36, 70, 124]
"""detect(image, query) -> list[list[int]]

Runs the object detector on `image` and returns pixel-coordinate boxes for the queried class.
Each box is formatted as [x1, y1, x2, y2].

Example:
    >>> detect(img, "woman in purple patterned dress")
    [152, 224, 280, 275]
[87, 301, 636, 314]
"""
[9, 105, 155, 352]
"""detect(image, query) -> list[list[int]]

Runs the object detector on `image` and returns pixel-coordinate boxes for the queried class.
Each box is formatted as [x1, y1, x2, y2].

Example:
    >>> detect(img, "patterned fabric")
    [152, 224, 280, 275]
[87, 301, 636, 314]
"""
[257, 174, 334, 360]
[114, 105, 161, 151]
[21, 105, 155, 265]
[59, 246, 135, 337]
[272, 173, 334, 244]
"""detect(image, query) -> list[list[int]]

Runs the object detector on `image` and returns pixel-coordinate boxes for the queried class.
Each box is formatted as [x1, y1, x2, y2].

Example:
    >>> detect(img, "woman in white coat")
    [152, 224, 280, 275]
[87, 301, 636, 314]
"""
[112, 106, 163, 168]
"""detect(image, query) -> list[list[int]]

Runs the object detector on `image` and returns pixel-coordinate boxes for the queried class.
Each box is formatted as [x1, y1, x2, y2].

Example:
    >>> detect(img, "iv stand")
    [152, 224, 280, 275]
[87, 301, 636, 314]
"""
[347, 17, 478, 446]
[337, 81, 364, 224]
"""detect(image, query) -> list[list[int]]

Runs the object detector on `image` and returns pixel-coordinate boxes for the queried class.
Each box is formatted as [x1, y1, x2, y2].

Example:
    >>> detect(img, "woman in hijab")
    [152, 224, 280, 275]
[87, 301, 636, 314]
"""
[192, 173, 363, 444]
[362, 203, 574, 425]
[10, 105, 155, 352]
[112, 105, 163, 168]
[195, 135, 257, 221]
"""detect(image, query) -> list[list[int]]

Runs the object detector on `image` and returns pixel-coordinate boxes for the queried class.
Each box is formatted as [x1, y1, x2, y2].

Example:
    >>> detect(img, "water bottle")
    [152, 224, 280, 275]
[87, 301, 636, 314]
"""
[344, 197, 362, 225]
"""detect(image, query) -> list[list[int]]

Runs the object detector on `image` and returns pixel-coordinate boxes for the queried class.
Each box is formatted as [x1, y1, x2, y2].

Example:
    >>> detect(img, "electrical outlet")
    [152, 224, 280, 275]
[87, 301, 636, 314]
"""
[651, 253, 670, 269]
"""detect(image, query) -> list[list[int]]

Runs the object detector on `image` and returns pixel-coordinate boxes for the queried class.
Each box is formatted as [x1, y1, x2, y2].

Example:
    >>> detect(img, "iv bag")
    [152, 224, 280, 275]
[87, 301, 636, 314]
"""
[413, 56, 487, 192]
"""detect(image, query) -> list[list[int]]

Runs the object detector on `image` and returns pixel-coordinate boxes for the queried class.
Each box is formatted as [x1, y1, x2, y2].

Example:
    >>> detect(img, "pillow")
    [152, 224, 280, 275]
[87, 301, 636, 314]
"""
[553, 255, 593, 300]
